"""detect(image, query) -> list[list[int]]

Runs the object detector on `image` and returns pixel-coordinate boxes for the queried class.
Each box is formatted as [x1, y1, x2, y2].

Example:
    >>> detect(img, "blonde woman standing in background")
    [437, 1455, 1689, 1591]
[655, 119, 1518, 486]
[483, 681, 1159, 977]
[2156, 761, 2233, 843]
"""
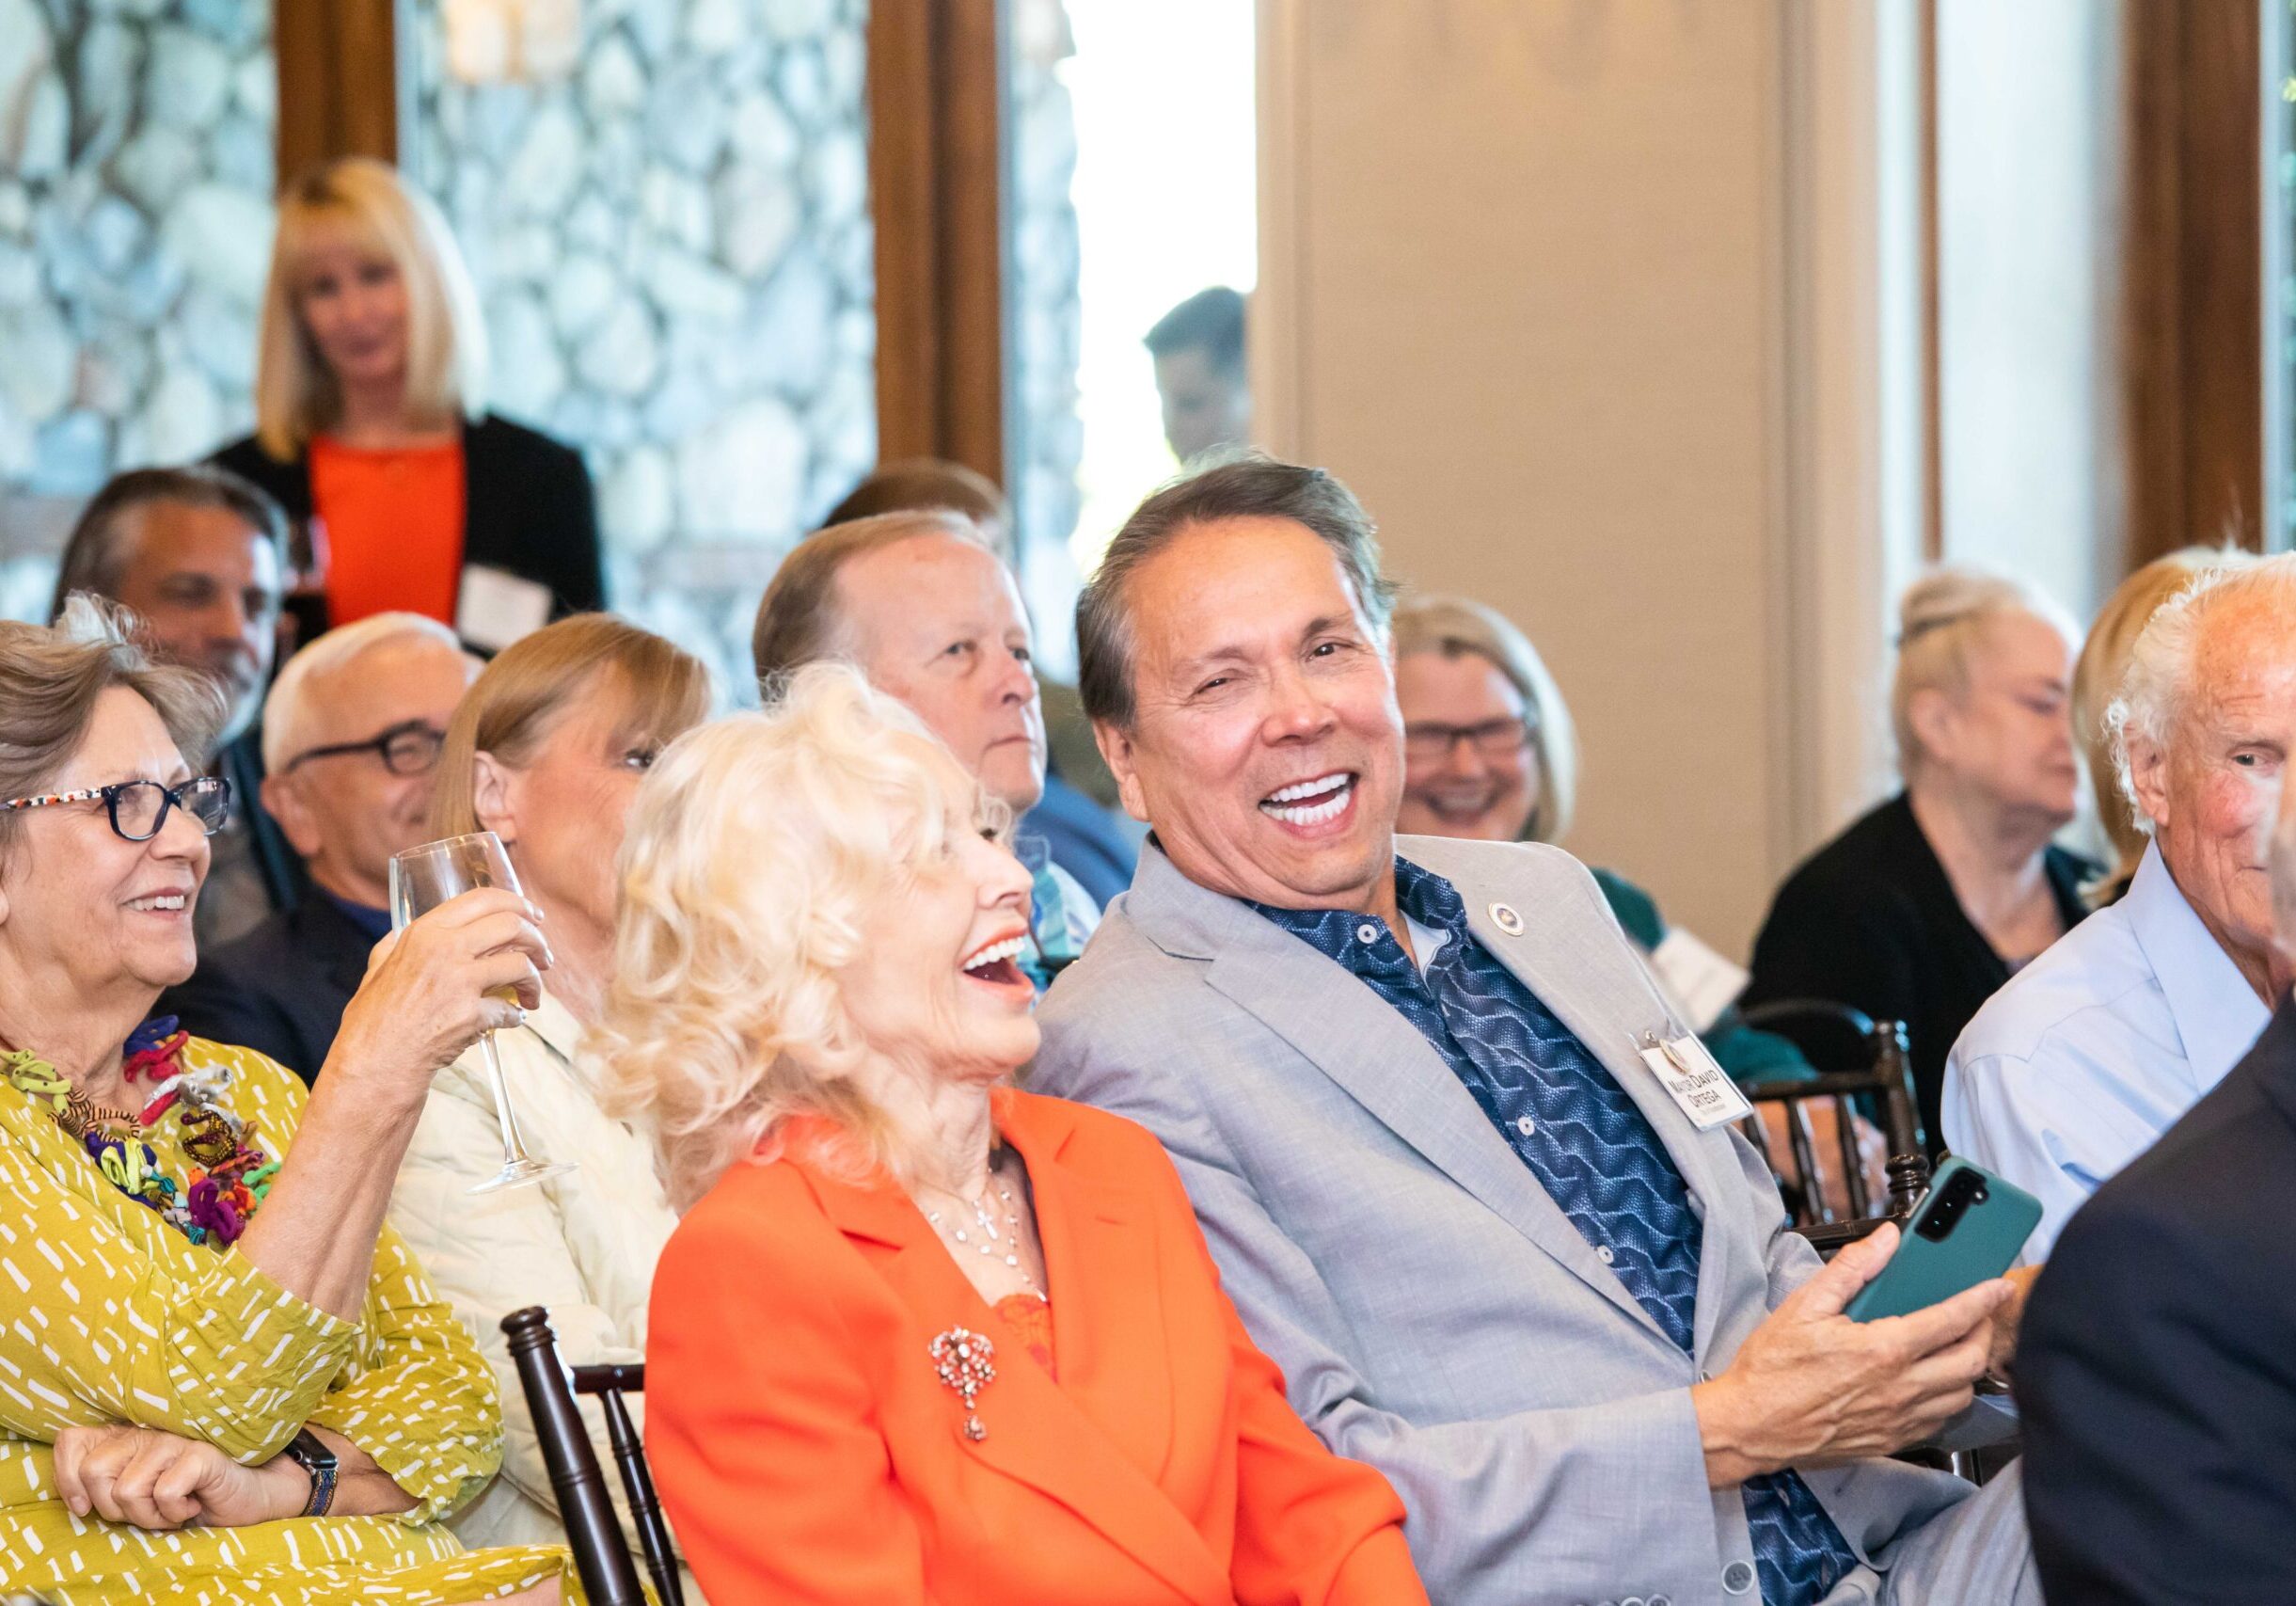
[213, 157, 602, 644]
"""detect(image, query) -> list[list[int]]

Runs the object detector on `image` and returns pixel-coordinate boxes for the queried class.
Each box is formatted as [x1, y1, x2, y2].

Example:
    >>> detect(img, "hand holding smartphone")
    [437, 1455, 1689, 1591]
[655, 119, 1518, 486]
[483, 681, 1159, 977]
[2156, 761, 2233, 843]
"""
[1844, 1157, 2041, 1323]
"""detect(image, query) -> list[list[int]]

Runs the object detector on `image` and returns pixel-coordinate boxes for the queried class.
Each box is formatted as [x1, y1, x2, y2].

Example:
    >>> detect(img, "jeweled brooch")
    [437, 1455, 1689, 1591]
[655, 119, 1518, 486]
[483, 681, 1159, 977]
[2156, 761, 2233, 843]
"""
[929, 1326, 998, 1441]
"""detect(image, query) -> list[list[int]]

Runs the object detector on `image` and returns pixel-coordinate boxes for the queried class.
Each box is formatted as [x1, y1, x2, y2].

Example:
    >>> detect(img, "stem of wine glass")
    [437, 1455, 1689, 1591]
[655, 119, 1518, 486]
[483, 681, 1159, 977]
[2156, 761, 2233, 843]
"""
[477, 1030, 537, 1169]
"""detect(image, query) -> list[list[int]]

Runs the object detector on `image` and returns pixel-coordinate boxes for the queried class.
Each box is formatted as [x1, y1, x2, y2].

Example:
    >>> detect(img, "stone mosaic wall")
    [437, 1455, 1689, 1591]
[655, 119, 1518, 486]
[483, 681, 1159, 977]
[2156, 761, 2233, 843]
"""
[405, 0, 879, 693]
[0, 0, 1086, 692]
[0, 0, 276, 618]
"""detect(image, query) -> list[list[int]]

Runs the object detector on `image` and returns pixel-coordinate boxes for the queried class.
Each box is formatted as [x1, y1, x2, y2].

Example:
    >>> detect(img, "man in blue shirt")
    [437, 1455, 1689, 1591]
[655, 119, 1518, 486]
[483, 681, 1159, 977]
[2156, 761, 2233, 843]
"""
[1945, 557, 2296, 1259]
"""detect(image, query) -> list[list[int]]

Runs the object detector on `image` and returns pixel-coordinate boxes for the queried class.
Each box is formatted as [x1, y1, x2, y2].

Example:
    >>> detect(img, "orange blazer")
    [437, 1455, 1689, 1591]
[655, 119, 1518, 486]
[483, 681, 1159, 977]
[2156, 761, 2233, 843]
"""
[646, 1089, 1428, 1605]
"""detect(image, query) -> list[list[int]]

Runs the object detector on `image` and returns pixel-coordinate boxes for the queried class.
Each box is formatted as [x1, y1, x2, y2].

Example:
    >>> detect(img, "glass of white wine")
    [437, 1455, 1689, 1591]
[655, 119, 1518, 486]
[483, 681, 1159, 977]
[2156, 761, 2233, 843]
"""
[389, 831, 574, 1194]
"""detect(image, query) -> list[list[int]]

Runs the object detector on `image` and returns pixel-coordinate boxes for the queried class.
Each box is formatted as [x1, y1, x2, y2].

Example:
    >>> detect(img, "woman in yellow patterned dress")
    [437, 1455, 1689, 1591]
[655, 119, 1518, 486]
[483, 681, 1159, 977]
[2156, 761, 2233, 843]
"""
[0, 599, 575, 1603]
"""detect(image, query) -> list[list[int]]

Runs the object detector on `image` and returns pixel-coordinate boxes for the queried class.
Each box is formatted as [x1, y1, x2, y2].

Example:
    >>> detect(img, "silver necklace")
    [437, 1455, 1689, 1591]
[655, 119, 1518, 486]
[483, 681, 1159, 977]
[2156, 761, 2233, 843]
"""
[925, 1157, 1039, 1296]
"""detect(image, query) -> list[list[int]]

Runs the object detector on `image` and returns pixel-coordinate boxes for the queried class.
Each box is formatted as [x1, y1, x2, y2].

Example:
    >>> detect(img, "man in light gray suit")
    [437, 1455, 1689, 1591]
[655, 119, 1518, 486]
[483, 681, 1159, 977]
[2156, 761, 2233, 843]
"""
[1033, 456, 2037, 1606]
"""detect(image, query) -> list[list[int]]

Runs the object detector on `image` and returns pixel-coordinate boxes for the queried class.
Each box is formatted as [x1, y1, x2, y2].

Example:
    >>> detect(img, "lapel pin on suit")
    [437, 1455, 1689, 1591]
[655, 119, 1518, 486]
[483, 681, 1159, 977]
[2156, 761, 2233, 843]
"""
[1489, 902, 1525, 936]
[931, 1327, 999, 1440]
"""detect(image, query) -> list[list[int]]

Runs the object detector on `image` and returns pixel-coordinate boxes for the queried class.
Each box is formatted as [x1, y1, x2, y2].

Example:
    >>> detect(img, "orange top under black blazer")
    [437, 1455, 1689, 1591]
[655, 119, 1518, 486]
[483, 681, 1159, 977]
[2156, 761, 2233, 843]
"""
[646, 1089, 1429, 1605]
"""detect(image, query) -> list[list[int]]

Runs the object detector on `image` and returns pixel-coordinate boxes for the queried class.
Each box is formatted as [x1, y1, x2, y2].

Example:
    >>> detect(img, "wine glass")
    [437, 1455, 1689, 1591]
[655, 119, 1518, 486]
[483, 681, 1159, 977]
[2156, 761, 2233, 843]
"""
[389, 831, 574, 1194]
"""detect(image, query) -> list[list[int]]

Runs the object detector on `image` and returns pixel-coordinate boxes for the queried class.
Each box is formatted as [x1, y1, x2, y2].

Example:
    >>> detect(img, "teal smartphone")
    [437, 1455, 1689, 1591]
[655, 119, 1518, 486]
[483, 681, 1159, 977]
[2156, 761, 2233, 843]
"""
[1843, 1157, 2041, 1323]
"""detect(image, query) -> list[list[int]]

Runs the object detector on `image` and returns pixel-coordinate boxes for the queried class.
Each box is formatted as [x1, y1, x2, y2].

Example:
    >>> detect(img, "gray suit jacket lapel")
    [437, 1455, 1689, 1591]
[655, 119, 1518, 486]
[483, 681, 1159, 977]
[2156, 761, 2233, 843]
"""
[1133, 844, 1689, 1346]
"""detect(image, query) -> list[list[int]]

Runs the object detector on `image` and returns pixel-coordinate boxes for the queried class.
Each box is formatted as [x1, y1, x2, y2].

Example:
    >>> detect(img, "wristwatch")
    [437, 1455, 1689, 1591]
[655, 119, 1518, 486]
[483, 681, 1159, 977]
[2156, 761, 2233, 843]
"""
[280, 1428, 339, 1518]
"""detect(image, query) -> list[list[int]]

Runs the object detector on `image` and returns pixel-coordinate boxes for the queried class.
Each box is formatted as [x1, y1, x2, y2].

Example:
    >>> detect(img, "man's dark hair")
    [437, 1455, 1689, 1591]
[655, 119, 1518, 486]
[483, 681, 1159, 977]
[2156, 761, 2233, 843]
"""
[1075, 452, 1396, 731]
[49, 465, 290, 622]
[1144, 286, 1247, 380]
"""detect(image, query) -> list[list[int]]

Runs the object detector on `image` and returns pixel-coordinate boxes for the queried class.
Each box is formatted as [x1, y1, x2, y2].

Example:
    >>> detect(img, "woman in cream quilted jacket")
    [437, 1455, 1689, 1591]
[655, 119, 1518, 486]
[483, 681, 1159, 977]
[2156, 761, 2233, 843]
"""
[387, 614, 712, 1594]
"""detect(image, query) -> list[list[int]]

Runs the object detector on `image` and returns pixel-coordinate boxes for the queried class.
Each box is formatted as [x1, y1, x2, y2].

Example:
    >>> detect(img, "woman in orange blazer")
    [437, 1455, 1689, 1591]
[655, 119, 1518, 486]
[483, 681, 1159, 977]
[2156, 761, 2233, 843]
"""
[596, 666, 1427, 1605]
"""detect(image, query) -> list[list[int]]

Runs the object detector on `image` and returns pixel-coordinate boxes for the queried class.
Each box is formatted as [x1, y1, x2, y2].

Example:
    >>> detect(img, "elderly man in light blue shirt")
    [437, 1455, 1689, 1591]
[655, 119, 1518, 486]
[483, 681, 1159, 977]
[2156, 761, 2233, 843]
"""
[1944, 555, 2296, 1260]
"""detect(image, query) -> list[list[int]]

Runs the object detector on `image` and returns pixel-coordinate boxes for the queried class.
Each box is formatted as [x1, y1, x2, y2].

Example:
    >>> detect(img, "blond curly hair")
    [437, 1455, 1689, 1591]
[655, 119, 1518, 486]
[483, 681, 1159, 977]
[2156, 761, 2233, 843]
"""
[593, 662, 1000, 1209]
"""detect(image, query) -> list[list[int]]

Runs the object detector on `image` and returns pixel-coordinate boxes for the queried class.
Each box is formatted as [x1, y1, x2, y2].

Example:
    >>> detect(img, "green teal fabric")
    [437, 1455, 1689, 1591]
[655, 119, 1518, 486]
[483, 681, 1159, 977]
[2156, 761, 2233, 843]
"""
[1592, 867, 1816, 1086]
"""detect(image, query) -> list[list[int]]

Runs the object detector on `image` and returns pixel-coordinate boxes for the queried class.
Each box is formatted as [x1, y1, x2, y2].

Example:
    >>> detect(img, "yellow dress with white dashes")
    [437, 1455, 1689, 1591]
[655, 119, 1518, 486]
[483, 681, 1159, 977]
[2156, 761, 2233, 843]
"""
[0, 1035, 579, 1603]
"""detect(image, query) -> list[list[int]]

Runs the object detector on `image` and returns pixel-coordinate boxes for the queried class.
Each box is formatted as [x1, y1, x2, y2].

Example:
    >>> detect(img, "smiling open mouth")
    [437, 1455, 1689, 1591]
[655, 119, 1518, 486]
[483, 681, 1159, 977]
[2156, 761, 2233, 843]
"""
[126, 892, 189, 914]
[959, 931, 1031, 989]
[1260, 771, 1355, 827]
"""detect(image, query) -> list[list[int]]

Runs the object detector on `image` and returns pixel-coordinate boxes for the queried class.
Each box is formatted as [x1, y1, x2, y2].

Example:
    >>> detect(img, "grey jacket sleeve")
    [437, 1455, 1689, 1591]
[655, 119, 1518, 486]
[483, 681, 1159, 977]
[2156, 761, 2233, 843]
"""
[1037, 1014, 1734, 1606]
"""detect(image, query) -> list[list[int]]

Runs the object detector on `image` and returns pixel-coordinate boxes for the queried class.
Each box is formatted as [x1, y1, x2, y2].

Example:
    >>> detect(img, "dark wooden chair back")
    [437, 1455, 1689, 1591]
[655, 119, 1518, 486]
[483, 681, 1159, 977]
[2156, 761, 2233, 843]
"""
[501, 1306, 685, 1606]
[1736, 1000, 1924, 1224]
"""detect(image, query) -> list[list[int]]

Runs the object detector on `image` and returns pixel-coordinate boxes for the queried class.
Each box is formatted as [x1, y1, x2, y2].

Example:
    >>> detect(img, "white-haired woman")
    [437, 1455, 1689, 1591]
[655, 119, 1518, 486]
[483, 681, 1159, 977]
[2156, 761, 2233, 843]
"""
[599, 664, 1427, 1605]
[214, 157, 601, 635]
[1749, 569, 2096, 1153]
[0, 602, 568, 1601]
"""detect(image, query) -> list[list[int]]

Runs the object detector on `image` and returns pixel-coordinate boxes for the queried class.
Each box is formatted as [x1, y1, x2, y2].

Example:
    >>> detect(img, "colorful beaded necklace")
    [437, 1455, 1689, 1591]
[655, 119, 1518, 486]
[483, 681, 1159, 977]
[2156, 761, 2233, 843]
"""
[4, 1017, 276, 1247]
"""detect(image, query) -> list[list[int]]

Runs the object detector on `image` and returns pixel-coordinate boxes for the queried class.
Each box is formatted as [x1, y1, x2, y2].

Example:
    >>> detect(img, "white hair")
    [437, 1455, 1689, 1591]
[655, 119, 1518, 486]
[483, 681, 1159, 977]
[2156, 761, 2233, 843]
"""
[593, 661, 1000, 1211]
[1890, 567, 2074, 776]
[2107, 551, 2296, 835]
[261, 612, 467, 772]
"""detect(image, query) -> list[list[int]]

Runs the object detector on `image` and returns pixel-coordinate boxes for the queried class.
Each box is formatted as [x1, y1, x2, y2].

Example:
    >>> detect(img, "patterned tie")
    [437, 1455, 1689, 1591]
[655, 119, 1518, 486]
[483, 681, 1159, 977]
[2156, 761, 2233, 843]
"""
[1256, 862, 1858, 1605]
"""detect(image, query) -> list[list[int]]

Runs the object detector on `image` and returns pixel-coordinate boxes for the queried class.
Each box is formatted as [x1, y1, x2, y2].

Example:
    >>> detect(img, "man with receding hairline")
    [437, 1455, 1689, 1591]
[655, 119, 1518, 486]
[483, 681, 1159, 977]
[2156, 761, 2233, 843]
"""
[1036, 454, 2036, 1606]
[1945, 554, 2296, 1260]
[752, 512, 1098, 976]
[2016, 689, 2296, 1601]
[162, 615, 476, 1083]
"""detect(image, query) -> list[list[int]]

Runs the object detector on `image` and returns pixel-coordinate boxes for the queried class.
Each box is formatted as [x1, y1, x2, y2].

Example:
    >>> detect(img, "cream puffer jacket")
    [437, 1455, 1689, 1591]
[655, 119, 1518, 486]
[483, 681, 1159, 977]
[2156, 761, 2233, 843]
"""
[387, 989, 697, 1600]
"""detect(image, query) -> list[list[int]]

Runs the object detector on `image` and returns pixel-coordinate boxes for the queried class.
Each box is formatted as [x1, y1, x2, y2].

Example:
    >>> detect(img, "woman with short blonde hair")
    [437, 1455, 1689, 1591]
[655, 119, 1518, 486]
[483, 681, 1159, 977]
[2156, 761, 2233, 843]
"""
[1388, 595, 1818, 1101]
[214, 158, 602, 636]
[388, 614, 712, 1590]
[1749, 567, 2096, 1152]
[1389, 594, 1577, 846]
[602, 664, 1427, 1604]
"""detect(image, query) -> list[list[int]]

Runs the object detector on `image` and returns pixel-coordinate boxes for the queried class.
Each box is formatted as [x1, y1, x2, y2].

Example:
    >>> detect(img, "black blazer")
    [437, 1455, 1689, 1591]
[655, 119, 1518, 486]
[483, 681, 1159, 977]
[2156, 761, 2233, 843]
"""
[1744, 792, 2092, 1154]
[2018, 1000, 2296, 1604]
[160, 892, 379, 1086]
[212, 413, 606, 621]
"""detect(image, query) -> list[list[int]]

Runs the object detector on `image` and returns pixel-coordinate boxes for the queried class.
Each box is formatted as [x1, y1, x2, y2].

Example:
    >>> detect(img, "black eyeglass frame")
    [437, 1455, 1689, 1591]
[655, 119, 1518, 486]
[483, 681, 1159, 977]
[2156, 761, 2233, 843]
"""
[0, 775, 234, 843]
[1400, 715, 1538, 761]
[285, 719, 448, 777]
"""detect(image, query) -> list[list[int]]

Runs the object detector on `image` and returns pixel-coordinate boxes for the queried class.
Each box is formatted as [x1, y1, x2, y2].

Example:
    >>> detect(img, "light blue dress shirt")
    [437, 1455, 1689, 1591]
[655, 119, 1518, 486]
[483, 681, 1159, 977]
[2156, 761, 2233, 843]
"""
[1942, 843, 2271, 1263]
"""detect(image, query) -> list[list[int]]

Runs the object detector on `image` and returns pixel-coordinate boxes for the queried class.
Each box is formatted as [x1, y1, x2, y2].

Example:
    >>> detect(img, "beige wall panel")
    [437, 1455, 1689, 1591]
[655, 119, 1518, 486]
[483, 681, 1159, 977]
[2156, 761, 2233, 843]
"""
[1262, 1, 1790, 956]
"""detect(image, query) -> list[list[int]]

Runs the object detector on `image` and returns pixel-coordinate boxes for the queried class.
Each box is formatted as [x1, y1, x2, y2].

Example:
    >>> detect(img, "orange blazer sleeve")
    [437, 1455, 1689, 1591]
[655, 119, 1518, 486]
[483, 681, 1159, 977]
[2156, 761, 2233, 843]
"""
[646, 1184, 932, 1605]
[1141, 1131, 1432, 1606]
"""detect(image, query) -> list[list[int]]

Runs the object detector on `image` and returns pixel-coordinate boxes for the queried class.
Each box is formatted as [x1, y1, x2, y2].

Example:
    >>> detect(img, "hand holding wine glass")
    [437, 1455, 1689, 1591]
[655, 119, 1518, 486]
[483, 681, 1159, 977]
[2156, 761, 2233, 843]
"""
[381, 832, 572, 1193]
[332, 883, 547, 1098]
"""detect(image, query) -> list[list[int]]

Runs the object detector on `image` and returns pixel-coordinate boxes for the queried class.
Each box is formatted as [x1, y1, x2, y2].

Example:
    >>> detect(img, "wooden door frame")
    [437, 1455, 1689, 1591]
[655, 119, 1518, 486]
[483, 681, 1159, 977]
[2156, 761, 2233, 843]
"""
[2115, 0, 2265, 563]
[866, 0, 1014, 494]
[274, 0, 406, 179]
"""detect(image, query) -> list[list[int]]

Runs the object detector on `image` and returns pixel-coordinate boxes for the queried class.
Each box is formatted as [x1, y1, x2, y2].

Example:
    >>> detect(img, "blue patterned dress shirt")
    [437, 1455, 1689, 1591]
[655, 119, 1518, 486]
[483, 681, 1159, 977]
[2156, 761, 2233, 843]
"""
[1254, 858, 1858, 1606]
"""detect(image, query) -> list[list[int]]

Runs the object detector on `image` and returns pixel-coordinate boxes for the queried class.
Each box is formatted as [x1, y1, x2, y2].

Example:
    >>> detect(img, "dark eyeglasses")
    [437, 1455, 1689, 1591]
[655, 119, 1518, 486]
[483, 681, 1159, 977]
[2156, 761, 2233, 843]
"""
[286, 719, 447, 777]
[0, 775, 234, 842]
[1401, 716, 1535, 763]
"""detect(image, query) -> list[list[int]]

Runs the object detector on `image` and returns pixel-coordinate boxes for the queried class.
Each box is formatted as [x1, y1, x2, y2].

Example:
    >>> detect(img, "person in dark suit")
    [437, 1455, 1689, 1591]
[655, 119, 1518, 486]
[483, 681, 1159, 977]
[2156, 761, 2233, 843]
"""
[1748, 569, 2094, 1152]
[213, 158, 602, 647]
[2016, 779, 2296, 1602]
[49, 467, 305, 949]
[162, 612, 477, 1083]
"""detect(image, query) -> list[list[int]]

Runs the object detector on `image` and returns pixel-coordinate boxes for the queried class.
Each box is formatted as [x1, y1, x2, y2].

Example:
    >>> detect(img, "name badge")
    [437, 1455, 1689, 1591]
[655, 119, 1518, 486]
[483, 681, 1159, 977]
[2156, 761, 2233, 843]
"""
[456, 565, 553, 653]
[1638, 1031, 1754, 1131]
